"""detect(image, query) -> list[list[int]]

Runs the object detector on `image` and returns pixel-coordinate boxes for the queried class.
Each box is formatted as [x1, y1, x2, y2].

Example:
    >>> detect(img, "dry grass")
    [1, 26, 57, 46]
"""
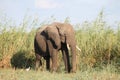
[0, 68, 120, 80]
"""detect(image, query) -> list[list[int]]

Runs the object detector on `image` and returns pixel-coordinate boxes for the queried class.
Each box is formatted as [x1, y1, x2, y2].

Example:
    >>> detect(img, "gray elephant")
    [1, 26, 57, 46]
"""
[34, 22, 78, 73]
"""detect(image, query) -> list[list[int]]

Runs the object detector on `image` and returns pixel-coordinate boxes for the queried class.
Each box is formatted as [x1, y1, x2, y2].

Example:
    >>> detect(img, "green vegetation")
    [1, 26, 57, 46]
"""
[0, 11, 120, 79]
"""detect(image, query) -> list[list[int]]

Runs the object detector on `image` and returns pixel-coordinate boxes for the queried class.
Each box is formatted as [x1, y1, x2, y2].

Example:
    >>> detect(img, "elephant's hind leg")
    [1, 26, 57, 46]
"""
[35, 53, 42, 70]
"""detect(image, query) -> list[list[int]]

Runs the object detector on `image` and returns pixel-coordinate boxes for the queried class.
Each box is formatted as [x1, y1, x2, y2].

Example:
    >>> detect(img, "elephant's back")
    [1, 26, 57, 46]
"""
[37, 26, 48, 33]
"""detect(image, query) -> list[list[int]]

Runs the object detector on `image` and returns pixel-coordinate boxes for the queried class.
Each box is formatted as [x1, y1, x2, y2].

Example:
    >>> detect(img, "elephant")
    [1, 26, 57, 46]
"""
[34, 22, 78, 73]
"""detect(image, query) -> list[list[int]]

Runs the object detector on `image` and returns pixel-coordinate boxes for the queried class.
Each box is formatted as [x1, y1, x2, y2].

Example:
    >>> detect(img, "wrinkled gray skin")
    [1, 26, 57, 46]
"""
[34, 22, 76, 73]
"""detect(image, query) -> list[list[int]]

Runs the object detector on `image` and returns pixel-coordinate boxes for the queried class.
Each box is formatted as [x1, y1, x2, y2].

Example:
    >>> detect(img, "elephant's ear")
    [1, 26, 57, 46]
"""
[56, 24, 66, 43]
[44, 26, 61, 49]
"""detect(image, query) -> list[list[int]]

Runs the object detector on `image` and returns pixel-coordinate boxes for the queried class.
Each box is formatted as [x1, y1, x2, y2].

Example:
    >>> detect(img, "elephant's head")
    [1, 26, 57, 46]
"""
[56, 22, 77, 72]
[55, 23, 76, 45]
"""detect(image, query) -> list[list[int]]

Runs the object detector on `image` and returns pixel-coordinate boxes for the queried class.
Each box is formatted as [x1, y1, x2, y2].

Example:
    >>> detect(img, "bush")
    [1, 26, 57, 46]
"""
[11, 50, 35, 69]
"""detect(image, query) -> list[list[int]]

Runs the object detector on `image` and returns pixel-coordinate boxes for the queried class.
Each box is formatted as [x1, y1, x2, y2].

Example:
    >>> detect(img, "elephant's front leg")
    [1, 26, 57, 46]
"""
[47, 40, 58, 72]
[45, 56, 50, 71]
[51, 50, 58, 72]
[61, 44, 71, 73]
[35, 53, 42, 70]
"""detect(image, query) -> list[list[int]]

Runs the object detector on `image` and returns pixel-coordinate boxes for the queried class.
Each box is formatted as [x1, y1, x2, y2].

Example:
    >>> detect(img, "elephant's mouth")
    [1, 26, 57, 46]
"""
[60, 36, 65, 43]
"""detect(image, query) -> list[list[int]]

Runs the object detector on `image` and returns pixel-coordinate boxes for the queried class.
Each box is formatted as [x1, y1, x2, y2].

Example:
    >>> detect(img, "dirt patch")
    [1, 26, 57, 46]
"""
[0, 55, 11, 68]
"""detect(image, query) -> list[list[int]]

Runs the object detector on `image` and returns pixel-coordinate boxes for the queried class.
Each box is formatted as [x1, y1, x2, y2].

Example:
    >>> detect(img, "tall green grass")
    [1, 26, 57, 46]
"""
[0, 11, 120, 72]
[75, 11, 120, 71]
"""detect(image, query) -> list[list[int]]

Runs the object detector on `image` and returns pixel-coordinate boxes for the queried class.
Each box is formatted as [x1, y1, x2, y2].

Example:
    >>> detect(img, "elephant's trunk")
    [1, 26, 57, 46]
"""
[70, 44, 76, 72]
[67, 43, 81, 72]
